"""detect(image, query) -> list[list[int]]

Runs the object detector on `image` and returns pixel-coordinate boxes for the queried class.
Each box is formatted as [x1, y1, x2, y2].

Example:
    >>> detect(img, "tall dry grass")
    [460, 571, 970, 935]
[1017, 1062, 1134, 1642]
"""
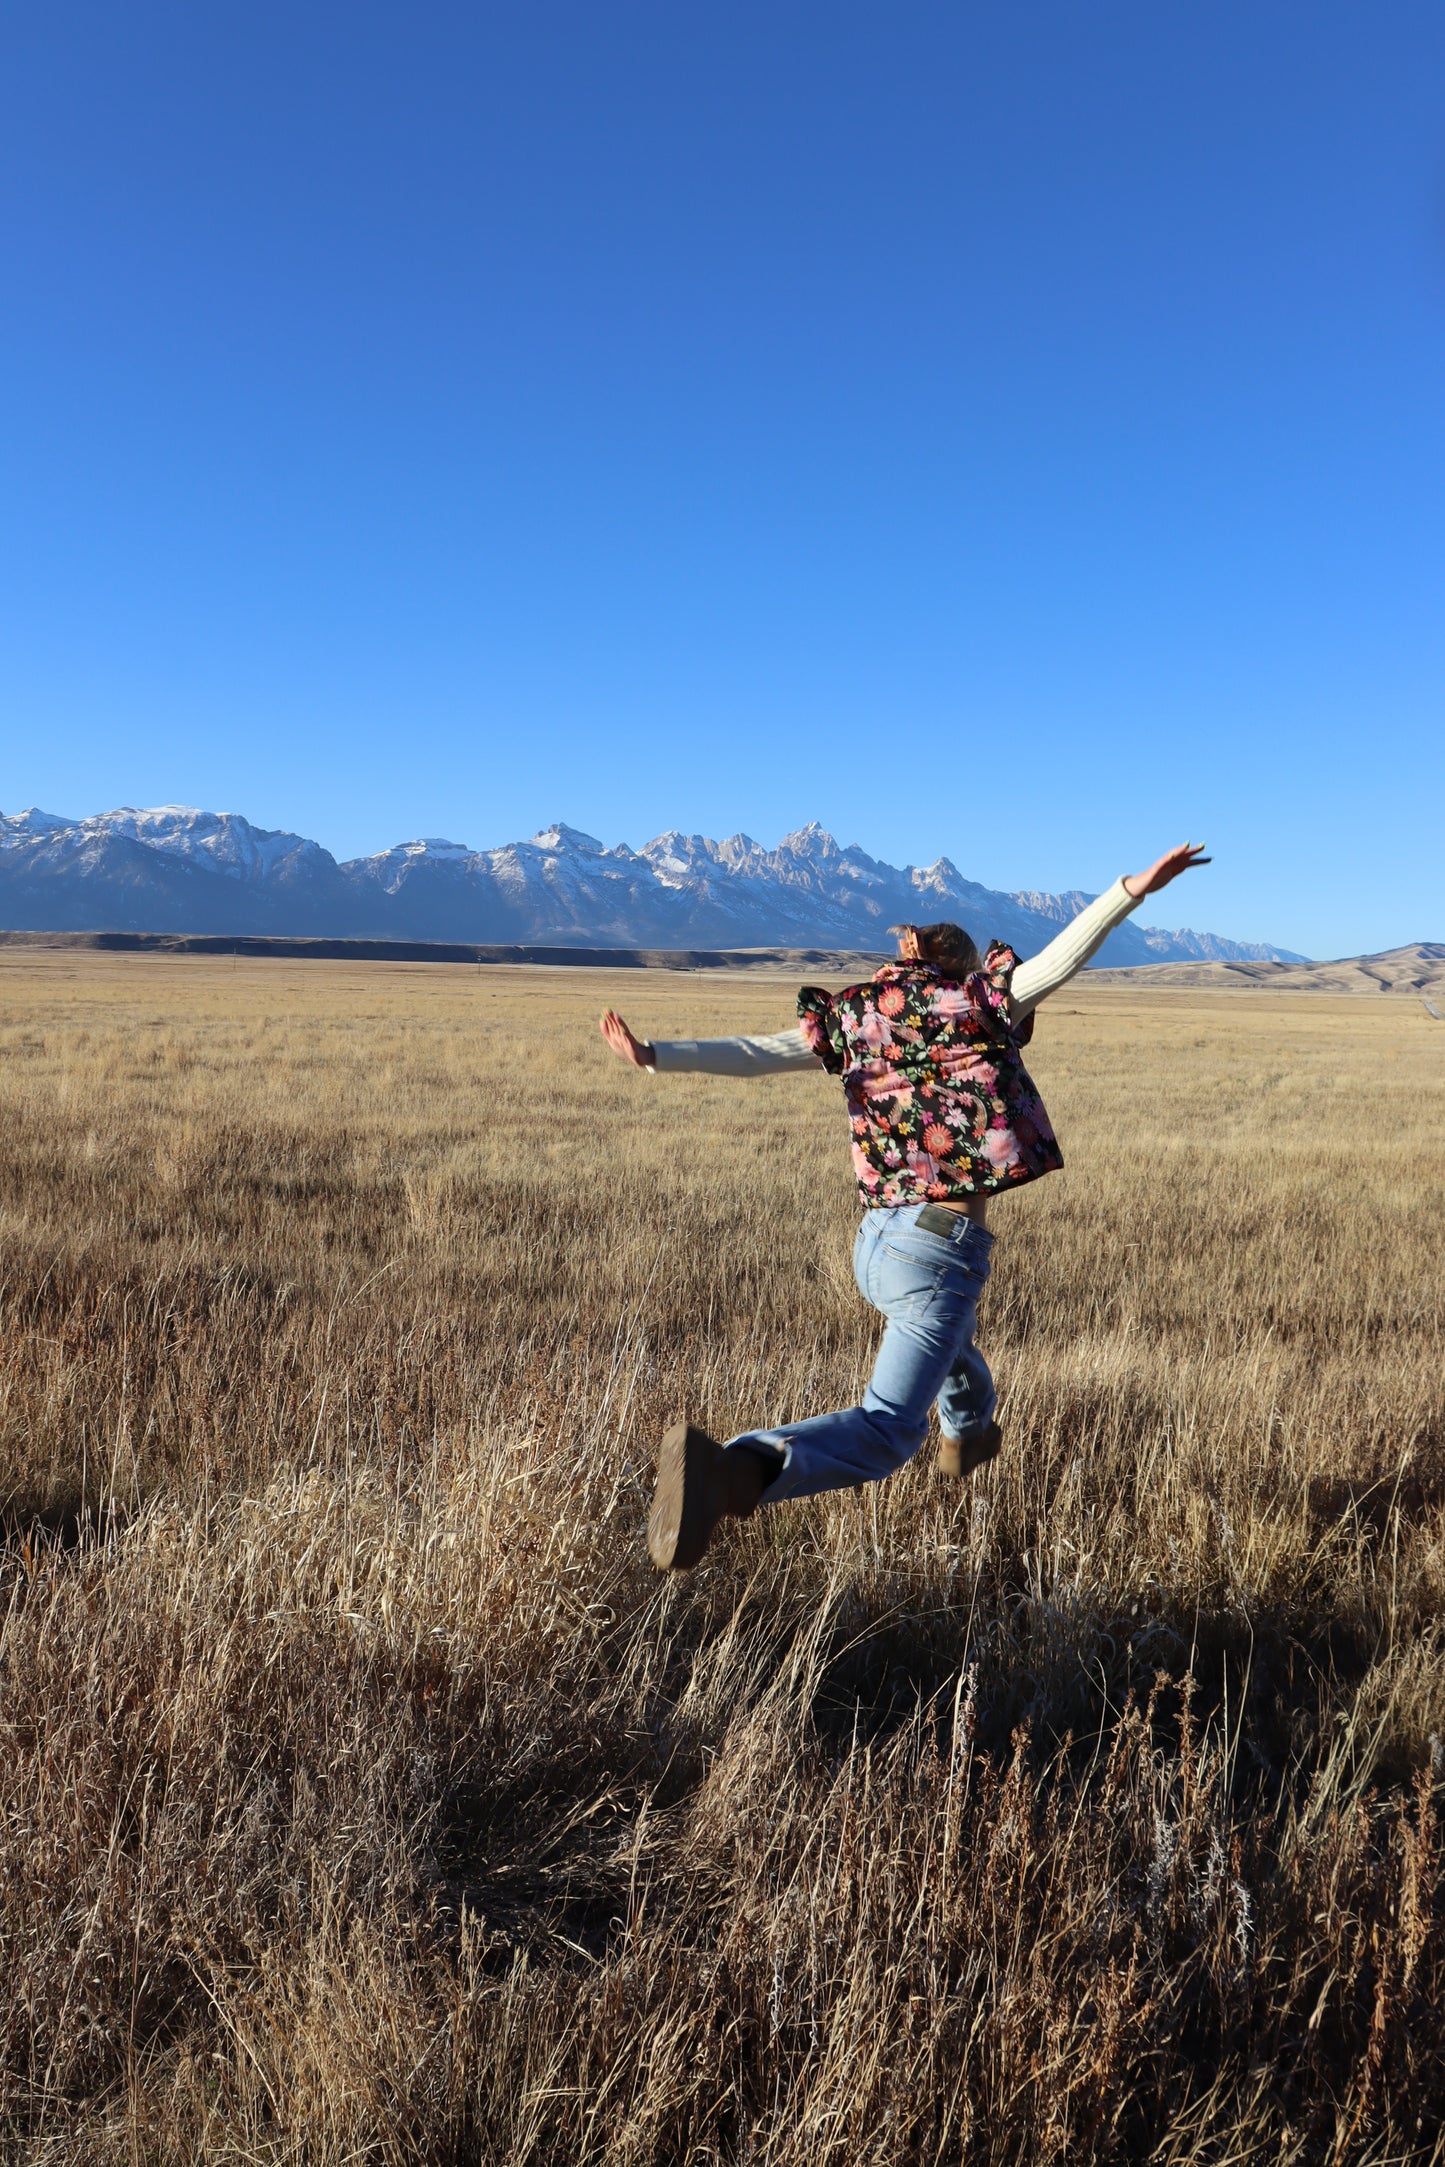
[0, 950, 1442, 2164]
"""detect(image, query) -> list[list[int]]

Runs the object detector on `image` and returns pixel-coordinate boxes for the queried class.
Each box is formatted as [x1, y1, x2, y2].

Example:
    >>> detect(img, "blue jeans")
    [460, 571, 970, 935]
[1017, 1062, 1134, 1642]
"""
[727, 1204, 997, 1505]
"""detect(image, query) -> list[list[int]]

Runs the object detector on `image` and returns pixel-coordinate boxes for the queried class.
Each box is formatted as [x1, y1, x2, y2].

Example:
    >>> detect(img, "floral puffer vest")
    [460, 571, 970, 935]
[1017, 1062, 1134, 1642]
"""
[797, 947, 1064, 1205]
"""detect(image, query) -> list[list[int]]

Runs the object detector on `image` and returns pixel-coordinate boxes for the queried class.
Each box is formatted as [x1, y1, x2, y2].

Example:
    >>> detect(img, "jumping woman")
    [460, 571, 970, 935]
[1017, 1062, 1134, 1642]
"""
[600, 842, 1208, 1570]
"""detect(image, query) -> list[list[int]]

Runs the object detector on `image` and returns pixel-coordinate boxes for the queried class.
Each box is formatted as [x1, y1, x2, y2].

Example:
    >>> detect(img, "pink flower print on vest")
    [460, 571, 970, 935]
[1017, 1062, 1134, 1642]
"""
[797, 946, 1064, 1206]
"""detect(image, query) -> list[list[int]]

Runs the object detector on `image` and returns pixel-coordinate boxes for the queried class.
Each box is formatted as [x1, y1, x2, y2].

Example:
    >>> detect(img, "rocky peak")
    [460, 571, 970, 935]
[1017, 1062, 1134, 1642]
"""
[528, 823, 606, 855]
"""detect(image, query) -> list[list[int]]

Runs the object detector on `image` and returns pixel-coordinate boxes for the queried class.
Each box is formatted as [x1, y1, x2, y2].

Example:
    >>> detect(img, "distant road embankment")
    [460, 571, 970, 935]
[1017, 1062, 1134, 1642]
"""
[0, 928, 888, 974]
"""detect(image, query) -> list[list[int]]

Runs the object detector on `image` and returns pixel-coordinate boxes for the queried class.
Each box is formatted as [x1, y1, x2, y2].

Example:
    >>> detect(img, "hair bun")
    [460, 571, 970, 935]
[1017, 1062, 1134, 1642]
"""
[910, 921, 980, 976]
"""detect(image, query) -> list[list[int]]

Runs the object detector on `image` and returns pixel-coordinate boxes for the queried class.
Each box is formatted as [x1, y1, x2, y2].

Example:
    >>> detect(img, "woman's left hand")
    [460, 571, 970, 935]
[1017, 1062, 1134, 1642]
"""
[1123, 842, 1211, 899]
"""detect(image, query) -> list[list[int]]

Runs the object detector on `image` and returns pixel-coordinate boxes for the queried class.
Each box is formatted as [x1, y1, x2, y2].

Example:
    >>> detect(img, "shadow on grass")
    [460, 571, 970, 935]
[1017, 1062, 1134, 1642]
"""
[1307, 1444, 1445, 1536]
[0, 1490, 123, 1556]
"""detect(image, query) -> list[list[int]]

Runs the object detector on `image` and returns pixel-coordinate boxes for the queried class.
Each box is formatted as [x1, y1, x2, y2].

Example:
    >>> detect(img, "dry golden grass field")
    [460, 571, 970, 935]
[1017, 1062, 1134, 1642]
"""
[1, 949, 1443, 2165]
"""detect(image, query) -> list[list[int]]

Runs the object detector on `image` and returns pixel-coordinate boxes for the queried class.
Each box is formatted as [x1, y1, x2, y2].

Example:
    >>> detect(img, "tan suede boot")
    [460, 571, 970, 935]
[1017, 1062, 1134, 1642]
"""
[647, 1422, 772, 1571]
[937, 1421, 1003, 1480]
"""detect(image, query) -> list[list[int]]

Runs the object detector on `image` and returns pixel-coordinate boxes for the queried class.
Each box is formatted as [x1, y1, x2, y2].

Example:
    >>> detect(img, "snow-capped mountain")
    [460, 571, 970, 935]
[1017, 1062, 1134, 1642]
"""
[0, 806, 357, 935]
[1, 807, 77, 841]
[80, 805, 335, 886]
[0, 805, 1309, 963]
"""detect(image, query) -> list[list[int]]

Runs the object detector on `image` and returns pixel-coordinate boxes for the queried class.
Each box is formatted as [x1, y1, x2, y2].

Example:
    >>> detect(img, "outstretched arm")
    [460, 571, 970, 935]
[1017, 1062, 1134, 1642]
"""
[1010, 841, 1209, 1020]
[598, 1009, 819, 1077]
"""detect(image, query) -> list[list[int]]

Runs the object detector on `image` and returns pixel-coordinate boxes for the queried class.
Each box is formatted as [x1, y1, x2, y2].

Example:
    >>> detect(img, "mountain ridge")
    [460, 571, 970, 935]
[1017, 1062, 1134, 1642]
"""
[0, 804, 1310, 965]
[1087, 943, 1445, 996]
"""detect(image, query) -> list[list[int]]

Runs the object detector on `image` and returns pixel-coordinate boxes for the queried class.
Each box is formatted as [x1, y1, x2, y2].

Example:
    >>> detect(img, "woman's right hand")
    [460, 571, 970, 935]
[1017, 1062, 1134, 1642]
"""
[1123, 842, 1210, 898]
[599, 1010, 656, 1067]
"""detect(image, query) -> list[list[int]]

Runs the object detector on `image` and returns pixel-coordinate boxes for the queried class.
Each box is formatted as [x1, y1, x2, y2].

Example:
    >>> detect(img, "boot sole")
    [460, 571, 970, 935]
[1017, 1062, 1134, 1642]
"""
[648, 1421, 727, 1571]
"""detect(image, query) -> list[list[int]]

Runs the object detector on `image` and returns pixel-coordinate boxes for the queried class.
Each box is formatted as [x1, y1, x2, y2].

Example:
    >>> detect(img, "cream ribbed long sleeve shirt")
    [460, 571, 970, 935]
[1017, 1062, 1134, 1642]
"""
[647, 878, 1140, 1076]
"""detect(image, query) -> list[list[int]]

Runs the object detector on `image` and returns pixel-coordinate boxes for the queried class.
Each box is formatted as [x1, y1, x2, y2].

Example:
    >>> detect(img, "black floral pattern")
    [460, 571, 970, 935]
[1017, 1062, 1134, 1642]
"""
[797, 947, 1064, 1204]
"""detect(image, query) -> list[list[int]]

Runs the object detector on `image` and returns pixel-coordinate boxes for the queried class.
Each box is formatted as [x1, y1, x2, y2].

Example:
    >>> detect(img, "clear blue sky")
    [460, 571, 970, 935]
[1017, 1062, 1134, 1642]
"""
[2, 3, 1442, 957]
